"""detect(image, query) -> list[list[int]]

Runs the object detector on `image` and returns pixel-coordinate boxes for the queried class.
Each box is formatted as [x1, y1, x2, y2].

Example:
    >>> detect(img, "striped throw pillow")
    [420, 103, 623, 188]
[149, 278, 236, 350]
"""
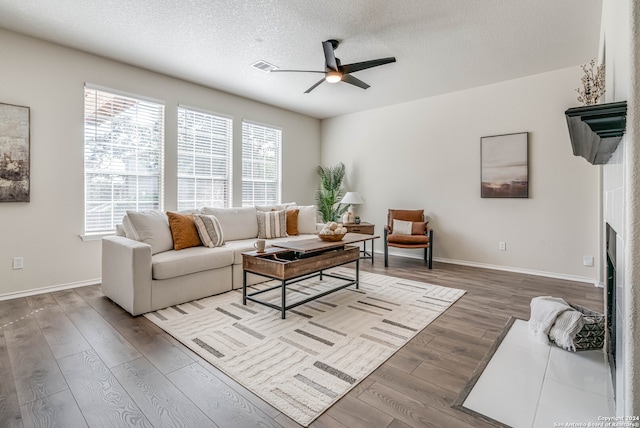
[193, 214, 224, 248]
[257, 209, 287, 239]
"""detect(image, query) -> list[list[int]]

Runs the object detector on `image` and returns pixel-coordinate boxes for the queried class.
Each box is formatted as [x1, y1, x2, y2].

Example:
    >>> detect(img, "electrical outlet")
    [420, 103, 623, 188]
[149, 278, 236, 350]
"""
[13, 257, 23, 270]
[498, 241, 506, 251]
[583, 256, 594, 267]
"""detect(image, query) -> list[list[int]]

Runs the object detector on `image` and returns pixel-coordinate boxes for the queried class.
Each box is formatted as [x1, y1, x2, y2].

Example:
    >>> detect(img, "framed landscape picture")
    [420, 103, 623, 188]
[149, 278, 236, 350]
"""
[481, 132, 528, 198]
[0, 102, 30, 202]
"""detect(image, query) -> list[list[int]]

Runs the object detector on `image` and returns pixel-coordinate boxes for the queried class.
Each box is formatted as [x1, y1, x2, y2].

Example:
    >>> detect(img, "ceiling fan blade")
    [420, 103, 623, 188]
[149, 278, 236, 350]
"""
[341, 57, 396, 74]
[342, 74, 370, 90]
[304, 78, 326, 93]
[270, 69, 325, 73]
[322, 40, 338, 71]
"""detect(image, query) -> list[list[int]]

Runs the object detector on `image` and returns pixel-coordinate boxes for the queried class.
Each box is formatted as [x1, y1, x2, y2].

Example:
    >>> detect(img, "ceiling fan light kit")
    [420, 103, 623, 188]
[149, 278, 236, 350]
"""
[271, 39, 396, 93]
[325, 70, 342, 83]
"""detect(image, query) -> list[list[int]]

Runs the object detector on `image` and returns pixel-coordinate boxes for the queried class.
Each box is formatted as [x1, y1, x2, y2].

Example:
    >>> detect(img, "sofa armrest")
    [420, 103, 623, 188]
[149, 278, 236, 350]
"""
[102, 236, 153, 316]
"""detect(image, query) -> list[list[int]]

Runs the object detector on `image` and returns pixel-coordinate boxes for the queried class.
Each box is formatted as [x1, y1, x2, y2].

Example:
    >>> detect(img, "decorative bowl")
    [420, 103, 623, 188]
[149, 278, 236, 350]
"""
[318, 233, 345, 242]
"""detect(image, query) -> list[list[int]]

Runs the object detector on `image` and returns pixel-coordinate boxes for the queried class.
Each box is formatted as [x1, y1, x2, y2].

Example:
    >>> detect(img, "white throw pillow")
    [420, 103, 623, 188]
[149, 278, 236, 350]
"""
[126, 210, 173, 254]
[392, 219, 413, 236]
[201, 206, 258, 241]
[294, 205, 318, 234]
[193, 214, 224, 247]
[257, 210, 287, 239]
[122, 215, 139, 240]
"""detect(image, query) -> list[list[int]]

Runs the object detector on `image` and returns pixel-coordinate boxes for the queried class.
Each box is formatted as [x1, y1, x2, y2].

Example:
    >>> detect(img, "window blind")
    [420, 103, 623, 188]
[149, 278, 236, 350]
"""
[84, 86, 164, 234]
[177, 107, 232, 210]
[241, 121, 282, 207]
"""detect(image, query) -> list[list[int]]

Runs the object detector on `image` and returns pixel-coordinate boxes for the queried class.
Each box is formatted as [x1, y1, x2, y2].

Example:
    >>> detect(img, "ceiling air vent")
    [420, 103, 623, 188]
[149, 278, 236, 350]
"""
[251, 60, 278, 73]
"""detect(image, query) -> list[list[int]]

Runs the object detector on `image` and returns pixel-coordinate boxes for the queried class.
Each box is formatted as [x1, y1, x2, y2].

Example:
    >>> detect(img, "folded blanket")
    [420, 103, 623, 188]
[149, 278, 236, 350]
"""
[528, 296, 576, 346]
[549, 309, 584, 352]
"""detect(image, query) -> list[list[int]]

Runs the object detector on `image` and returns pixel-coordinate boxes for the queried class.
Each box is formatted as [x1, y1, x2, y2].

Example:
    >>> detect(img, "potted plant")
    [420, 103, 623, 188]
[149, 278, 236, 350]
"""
[315, 162, 349, 223]
[354, 216, 361, 224]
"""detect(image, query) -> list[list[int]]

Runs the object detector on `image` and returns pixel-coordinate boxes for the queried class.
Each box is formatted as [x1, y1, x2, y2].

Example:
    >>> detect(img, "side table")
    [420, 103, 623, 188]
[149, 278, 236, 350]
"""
[344, 222, 375, 263]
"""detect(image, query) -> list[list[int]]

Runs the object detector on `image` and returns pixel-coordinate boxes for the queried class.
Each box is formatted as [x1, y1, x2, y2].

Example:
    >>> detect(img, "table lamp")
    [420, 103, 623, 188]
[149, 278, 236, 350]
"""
[340, 192, 364, 223]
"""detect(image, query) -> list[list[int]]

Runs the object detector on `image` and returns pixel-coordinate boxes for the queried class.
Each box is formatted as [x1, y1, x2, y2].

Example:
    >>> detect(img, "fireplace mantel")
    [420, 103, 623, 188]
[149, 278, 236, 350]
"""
[565, 101, 627, 165]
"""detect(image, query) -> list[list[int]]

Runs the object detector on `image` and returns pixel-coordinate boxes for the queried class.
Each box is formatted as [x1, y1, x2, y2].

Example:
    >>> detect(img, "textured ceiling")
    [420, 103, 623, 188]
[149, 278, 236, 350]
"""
[0, 0, 602, 119]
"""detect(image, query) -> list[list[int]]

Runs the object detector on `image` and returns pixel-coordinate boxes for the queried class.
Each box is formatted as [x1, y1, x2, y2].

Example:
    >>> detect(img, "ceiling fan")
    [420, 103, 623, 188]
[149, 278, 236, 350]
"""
[271, 39, 396, 93]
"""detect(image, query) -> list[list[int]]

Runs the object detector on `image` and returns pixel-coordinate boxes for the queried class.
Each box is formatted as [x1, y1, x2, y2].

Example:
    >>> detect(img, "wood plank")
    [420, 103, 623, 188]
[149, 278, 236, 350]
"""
[4, 320, 68, 406]
[53, 290, 141, 368]
[111, 357, 214, 427]
[31, 302, 91, 360]
[74, 285, 194, 374]
[20, 389, 87, 428]
[0, 330, 24, 428]
[411, 361, 470, 394]
[57, 349, 152, 428]
[324, 393, 394, 428]
[167, 362, 281, 428]
[357, 381, 481, 428]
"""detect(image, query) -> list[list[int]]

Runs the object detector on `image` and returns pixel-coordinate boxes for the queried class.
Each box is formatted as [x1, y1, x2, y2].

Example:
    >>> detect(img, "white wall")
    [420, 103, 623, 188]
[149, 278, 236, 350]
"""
[602, 0, 640, 416]
[321, 67, 600, 282]
[0, 29, 320, 297]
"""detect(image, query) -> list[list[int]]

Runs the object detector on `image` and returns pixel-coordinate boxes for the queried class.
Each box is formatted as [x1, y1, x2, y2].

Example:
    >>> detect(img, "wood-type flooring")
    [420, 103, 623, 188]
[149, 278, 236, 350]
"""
[0, 256, 604, 427]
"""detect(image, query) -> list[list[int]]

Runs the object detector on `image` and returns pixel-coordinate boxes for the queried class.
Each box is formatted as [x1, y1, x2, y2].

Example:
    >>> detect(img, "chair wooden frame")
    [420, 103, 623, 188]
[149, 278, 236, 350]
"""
[383, 210, 433, 269]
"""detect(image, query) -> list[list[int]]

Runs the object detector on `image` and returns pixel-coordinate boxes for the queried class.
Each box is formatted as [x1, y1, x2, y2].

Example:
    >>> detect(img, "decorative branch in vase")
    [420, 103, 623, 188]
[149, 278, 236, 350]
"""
[576, 58, 605, 106]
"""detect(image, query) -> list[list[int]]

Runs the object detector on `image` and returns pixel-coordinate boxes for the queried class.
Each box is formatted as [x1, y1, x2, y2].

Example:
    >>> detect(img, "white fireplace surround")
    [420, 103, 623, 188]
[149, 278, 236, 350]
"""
[601, 0, 640, 416]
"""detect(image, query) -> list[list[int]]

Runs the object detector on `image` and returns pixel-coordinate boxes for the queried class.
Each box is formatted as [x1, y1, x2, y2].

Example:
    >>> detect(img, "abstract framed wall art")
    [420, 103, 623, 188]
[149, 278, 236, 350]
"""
[0, 102, 30, 202]
[481, 132, 528, 198]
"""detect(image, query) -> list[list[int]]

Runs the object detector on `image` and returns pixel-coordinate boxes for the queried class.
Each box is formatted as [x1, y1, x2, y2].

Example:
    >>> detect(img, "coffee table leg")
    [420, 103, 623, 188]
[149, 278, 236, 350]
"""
[281, 280, 286, 319]
[356, 258, 360, 289]
[243, 270, 247, 305]
[371, 240, 374, 264]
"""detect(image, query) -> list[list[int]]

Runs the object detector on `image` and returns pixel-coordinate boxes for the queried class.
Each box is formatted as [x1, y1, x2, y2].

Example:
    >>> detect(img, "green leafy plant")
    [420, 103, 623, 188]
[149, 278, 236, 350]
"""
[315, 162, 349, 223]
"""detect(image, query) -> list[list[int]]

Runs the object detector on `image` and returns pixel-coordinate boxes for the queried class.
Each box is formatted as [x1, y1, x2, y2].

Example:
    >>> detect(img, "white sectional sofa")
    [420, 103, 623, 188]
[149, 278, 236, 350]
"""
[102, 205, 320, 316]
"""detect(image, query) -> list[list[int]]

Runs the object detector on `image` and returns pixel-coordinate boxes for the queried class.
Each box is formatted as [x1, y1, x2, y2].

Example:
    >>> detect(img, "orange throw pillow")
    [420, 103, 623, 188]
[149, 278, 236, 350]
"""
[286, 209, 300, 236]
[167, 212, 202, 250]
[411, 221, 428, 235]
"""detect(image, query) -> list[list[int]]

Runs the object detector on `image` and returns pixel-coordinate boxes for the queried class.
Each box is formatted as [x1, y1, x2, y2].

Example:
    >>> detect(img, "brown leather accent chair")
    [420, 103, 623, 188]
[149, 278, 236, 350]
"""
[384, 209, 433, 269]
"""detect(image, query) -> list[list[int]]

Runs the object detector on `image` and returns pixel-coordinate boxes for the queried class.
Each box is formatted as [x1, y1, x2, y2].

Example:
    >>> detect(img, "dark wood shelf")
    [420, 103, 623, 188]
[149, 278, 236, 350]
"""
[565, 101, 627, 165]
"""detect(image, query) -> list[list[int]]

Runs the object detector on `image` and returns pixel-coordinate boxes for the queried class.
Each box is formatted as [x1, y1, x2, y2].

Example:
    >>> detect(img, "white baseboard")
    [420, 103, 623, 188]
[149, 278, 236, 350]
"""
[0, 278, 101, 301]
[378, 250, 600, 287]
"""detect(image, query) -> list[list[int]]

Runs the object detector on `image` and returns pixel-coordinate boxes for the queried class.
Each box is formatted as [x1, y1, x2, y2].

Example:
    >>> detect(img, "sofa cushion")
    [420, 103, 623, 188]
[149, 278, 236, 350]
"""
[387, 234, 430, 245]
[257, 210, 287, 239]
[167, 212, 202, 250]
[256, 202, 296, 212]
[295, 205, 318, 234]
[388, 209, 424, 233]
[152, 246, 234, 280]
[126, 210, 174, 255]
[201, 206, 258, 241]
[193, 214, 224, 247]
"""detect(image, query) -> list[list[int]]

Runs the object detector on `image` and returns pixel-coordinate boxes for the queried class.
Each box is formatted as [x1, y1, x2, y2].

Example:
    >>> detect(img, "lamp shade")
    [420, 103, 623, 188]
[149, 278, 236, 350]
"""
[341, 192, 364, 205]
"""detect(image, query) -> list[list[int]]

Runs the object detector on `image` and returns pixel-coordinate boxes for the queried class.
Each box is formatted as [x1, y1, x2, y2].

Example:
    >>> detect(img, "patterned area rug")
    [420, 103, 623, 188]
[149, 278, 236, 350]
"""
[145, 268, 465, 426]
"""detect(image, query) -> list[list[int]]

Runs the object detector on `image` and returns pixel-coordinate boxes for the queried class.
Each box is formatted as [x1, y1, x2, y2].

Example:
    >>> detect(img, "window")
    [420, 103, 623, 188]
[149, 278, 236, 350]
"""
[84, 86, 164, 234]
[242, 121, 282, 206]
[177, 107, 232, 210]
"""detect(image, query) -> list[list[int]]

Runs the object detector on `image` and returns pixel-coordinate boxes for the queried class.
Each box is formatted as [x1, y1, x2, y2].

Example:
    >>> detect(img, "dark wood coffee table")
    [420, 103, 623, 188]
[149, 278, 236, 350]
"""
[242, 233, 379, 319]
